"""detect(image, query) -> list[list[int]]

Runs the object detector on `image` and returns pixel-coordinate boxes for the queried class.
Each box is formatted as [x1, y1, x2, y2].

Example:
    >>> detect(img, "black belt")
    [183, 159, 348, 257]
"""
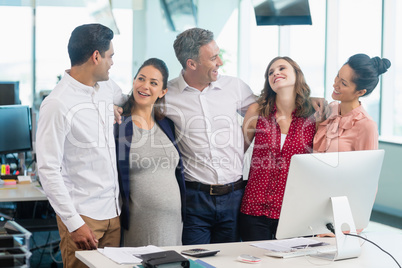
[185, 179, 247, 196]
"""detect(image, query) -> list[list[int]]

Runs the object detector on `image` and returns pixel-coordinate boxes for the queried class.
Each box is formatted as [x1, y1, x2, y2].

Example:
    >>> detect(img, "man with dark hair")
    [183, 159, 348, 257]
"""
[36, 23, 127, 268]
[165, 27, 256, 245]
[68, 24, 114, 67]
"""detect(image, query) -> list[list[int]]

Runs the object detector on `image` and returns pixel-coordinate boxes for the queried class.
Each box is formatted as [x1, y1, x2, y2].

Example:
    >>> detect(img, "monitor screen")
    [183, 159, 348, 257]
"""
[276, 150, 384, 260]
[253, 0, 312, 26]
[277, 150, 384, 238]
[0, 81, 20, 105]
[0, 105, 32, 155]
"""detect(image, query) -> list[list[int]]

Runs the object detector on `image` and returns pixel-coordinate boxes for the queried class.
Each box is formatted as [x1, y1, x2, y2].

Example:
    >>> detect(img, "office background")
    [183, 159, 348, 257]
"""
[0, 0, 401, 226]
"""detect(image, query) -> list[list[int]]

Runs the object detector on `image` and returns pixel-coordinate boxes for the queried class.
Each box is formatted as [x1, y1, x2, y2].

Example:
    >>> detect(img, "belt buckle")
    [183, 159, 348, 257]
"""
[209, 184, 220, 195]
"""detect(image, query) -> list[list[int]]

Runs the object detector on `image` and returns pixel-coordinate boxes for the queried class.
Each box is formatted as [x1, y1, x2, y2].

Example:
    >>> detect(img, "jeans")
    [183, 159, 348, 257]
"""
[239, 212, 278, 241]
[182, 185, 244, 245]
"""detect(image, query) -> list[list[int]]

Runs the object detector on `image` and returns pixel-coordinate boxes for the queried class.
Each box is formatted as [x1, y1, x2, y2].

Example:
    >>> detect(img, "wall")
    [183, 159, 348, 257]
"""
[374, 141, 402, 217]
[131, 0, 239, 78]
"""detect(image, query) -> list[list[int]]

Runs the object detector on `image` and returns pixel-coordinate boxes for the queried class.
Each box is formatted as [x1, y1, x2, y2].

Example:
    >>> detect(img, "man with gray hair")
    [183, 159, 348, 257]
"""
[165, 28, 256, 245]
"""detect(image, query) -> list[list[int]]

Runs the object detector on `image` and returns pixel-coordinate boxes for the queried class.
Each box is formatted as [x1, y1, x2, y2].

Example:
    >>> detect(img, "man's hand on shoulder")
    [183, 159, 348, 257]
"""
[70, 223, 98, 250]
[114, 105, 123, 124]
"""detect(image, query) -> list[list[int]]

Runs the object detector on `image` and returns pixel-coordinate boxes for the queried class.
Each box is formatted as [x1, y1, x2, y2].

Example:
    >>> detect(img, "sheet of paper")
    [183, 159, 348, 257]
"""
[251, 237, 326, 252]
[98, 245, 164, 264]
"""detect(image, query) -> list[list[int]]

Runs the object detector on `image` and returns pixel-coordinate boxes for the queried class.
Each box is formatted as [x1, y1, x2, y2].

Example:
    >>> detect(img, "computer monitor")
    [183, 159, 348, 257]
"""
[276, 150, 385, 260]
[0, 81, 20, 105]
[253, 0, 312, 26]
[0, 105, 32, 155]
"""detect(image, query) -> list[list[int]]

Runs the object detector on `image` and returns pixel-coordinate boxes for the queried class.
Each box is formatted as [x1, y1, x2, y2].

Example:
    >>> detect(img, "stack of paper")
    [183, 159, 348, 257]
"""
[98, 245, 164, 264]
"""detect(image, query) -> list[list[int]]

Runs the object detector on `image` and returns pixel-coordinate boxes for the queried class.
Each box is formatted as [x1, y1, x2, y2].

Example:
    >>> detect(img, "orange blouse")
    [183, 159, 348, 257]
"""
[313, 102, 378, 153]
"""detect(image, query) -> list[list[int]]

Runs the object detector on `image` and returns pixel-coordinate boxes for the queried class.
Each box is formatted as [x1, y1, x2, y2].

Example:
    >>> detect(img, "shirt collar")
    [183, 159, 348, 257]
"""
[320, 101, 369, 129]
[177, 71, 188, 93]
[210, 77, 223, 90]
[177, 70, 222, 93]
[64, 69, 100, 95]
[327, 101, 365, 120]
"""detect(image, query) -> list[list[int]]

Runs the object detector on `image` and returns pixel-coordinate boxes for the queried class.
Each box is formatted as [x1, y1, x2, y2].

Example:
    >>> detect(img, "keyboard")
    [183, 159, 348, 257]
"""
[265, 245, 337, 259]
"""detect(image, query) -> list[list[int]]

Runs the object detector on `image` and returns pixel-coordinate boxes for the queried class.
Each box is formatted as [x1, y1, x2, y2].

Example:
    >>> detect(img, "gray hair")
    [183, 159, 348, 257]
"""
[173, 28, 214, 69]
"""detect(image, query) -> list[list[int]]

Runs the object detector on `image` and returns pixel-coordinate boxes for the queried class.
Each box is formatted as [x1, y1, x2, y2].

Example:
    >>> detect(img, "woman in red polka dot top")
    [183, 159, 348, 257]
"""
[239, 56, 316, 241]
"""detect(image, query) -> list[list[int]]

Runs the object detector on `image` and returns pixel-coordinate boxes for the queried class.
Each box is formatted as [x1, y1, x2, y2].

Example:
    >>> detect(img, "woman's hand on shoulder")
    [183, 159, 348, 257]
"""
[310, 97, 327, 113]
[312, 98, 334, 123]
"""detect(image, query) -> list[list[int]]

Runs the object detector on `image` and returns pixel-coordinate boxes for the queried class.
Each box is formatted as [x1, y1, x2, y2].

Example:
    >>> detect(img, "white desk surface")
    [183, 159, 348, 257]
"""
[0, 181, 47, 202]
[76, 231, 402, 268]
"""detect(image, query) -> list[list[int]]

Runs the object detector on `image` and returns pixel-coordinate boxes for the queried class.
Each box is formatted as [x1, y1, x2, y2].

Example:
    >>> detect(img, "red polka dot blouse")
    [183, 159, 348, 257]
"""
[241, 107, 316, 219]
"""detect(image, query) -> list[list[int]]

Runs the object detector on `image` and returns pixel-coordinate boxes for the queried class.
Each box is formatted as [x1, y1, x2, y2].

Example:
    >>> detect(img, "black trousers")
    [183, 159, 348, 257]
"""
[239, 212, 279, 241]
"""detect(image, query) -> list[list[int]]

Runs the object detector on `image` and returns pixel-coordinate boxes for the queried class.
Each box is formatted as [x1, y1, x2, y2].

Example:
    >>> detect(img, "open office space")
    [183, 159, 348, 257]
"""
[1, 0, 402, 267]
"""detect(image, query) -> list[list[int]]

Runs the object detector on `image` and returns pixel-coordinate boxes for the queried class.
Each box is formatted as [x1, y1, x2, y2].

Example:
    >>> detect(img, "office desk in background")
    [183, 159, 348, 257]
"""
[0, 180, 58, 233]
[0, 181, 47, 202]
[76, 231, 402, 268]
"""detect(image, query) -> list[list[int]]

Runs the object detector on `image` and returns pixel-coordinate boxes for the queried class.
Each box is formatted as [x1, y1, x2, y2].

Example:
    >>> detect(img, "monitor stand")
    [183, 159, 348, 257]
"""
[316, 196, 361, 261]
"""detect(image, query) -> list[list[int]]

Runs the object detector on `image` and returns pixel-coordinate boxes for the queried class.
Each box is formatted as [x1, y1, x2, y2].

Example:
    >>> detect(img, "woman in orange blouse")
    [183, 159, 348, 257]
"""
[314, 54, 391, 153]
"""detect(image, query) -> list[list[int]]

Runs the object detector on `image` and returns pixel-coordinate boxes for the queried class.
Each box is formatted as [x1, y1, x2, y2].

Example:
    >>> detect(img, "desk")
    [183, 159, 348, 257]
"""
[0, 181, 57, 232]
[0, 181, 47, 202]
[76, 231, 402, 268]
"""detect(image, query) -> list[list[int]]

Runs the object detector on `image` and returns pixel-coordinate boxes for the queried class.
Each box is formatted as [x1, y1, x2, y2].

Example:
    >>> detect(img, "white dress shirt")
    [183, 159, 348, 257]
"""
[36, 70, 127, 232]
[165, 72, 256, 185]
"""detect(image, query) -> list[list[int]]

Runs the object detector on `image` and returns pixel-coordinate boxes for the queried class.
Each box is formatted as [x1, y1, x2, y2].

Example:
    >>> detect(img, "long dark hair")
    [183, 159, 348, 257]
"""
[121, 58, 169, 120]
[258, 56, 313, 118]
